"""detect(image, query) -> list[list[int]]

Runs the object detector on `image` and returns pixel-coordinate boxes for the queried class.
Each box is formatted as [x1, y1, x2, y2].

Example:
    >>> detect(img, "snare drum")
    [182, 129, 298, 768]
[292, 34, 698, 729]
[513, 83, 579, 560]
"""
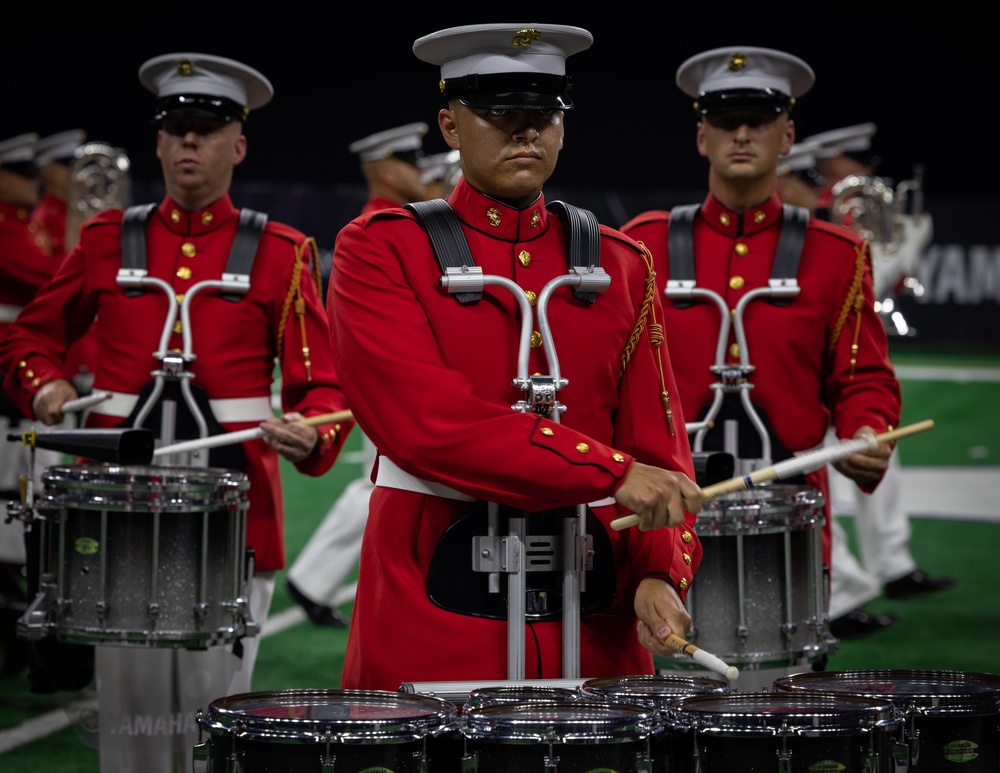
[664, 691, 902, 772]
[674, 485, 829, 672]
[465, 684, 580, 711]
[580, 674, 730, 711]
[459, 700, 661, 773]
[194, 689, 458, 773]
[21, 464, 253, 648]
[774, 669, 1000, 771]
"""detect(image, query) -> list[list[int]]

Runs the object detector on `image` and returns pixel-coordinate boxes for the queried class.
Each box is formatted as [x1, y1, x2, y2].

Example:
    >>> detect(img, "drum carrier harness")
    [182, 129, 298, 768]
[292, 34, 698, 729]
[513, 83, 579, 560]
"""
[667, 202, 809, 477]
[116, 203, 268, 471]
[403, 198, 614, 682]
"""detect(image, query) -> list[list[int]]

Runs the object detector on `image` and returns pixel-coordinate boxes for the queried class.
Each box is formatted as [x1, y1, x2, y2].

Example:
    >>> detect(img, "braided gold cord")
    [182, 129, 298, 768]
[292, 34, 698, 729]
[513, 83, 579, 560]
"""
[623, 242, 675, 436]
[829, 243, 868, 380]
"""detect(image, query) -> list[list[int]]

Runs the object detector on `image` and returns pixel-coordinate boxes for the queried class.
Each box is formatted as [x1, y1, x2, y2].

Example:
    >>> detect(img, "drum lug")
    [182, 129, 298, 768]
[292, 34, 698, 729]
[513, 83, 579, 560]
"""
[194, 601, 210, 623]
[460, 750, 479, 773]
[146, 601, 160, 624]
[192, 740, 210, 773]
[781, 621, 798, 642]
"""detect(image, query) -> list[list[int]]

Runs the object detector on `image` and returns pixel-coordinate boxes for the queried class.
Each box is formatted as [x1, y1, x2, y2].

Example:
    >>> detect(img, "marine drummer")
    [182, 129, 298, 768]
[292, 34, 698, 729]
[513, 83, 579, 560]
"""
[620, 46, 901, 626]
[0, 52, 352, 772]
[328, 22, 704, 692]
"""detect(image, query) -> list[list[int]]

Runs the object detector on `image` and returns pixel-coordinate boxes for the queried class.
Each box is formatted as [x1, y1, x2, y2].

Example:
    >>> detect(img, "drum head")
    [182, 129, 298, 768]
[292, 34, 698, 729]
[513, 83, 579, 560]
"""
[580, 675, 730, 709]
[694, 485, 823, 535]
[462, 700, 659, 744]
[199, 689, 458, 743]
[774, 669, 1000, 715]
[465, 685, 579, 710]
[666, 692, 897, 735]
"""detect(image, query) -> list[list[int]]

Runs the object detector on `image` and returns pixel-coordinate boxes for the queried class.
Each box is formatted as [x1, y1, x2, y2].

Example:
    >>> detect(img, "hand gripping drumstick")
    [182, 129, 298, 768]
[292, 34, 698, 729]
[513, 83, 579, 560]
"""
[664, 633, 739, 681]
[152, 409, 354, 457]
[611, 419, 934, 531]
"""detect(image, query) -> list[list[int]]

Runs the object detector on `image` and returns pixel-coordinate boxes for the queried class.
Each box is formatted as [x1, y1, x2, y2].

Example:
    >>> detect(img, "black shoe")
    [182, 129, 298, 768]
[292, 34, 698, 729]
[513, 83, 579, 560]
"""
[884, 569, 956, 599]
[286, 580, 350, 628]
[829, 608, 899, 640]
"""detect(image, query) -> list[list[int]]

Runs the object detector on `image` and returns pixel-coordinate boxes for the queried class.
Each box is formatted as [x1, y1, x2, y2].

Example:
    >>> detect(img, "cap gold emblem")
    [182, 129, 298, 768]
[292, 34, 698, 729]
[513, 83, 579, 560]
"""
[728, 52, 748, 72]
[512, 29, 541, 48]
[178, 60, 195, 77]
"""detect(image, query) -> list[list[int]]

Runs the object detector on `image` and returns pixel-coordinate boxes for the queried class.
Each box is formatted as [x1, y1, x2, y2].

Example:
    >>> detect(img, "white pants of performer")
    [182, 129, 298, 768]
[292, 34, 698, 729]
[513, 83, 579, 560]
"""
[827, 431, 916, 619]
[285, 434, 375, 607]
[95, 572, 275, 773]
[0, 415, 71, 565]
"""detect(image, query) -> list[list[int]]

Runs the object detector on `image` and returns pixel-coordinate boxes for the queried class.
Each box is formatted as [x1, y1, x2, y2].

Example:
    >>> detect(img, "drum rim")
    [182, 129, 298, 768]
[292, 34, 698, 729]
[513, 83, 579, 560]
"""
[461, 700, 661, 743]
[199, 688, 458, 740]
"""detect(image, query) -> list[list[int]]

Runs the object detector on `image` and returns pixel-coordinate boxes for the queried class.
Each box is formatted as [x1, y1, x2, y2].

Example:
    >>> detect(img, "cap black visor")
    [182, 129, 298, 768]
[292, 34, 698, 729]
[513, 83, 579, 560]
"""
[152, 95, 247, 123]
[445, 73, 575, 111]
[696, 88, 792, 115]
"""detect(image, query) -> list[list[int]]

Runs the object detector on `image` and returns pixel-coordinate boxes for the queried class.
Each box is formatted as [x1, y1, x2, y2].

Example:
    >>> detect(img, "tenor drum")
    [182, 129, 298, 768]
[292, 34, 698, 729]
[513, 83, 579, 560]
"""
[193, 689, 458, 773]
[669, 485, 829, 677]
[465, 684, 580, 711]
[580, 674, 730, 711]
[20, 464, 253, 648]
[664, 691, 902, 772]
[459, 700, 661, 773]
[774, 669, 1000, 771]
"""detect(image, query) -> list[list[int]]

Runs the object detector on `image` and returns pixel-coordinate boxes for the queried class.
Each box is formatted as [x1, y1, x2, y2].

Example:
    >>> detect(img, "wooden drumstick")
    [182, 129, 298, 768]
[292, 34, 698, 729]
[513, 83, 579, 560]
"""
[152, 409, 354, 457]
[611, 419, 934, 531]
[61, 391, 113, 414]
[664, 634, 739, 681]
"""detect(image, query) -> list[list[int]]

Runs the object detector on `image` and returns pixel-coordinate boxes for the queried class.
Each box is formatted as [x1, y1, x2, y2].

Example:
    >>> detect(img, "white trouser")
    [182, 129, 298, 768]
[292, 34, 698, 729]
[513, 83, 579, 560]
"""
[285, 434, 376, 606]
[95, 573, 275, 773]
[827, 431, 916, 618]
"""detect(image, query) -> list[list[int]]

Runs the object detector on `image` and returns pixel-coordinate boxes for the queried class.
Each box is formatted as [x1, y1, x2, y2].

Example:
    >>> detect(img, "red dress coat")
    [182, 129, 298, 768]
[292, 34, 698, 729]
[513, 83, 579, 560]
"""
[329, 177, 702, 690]
[622, 193, 902, 567]
[0, 203, 62, 341]
[1, 194, 352, 571]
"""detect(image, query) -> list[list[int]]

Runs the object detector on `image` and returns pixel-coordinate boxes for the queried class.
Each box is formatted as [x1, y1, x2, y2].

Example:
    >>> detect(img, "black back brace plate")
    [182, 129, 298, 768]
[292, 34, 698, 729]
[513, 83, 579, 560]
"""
[120, 204, 268, 301]
[426, 502, 617, 621]
[404, 198, 602, 303]
[667, 202, 809, 307]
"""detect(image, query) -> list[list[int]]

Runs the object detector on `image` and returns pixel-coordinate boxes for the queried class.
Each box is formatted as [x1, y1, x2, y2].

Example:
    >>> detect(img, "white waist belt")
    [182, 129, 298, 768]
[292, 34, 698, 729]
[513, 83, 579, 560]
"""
[376, 456, 616, 509]
[0, 304, 23, 323]
[92, 391, 275, 424]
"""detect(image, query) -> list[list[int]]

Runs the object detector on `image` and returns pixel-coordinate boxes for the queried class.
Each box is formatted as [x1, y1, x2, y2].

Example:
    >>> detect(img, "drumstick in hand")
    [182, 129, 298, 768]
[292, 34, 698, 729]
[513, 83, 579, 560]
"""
[611, 419, 934, 531]
[664, 634, 739, 681]
[152, 409, 354, 457]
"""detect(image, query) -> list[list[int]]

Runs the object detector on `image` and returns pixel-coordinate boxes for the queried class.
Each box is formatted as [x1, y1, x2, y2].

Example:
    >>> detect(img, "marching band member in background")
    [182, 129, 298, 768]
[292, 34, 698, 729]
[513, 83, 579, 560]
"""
[782, 124, 955, 637]
[287, 121, 433, 628]
[621, 47, 902, 646]
[0, 53, 352, 773]
[328, 22, 704, 691]
[30, 129, 86, 257]
[420, 148, 463, 199]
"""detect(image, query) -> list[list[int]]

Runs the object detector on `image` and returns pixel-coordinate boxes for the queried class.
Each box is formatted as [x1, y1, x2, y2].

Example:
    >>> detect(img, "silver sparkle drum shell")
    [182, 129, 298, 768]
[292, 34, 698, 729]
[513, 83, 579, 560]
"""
[22, 464, 252, 648]
[679, 485, 829, 669]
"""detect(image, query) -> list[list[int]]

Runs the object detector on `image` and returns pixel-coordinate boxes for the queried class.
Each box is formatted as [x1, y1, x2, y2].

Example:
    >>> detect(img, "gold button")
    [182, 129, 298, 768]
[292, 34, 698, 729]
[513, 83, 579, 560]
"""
[682, 531, 692, 543]
[541, 427, 554, 436]
[754, 210, 766, 223]
[679, 578, 689, 590]
[734, 243, 749, 257]
[173, 320, 183, 334]
[181, 242, 197, 258]
[729, 275, 745, 290]
[525, 290, 537, 306]
[18, 360, 27, 368]
[719, 213, 730, 227]
[201, 212, 214, 226]
[177, 266, 192, 280]
[171, 209, 181, 223]
[531, 210, 541, 228]
[729, 342, 740, 358]
[530, 331, 542, 348]
[31, 377, 40, 387]
[321, 432, 331, 444]
[175, 293, 185, 305]
[683, 553, 692, 565]
[575, 443, 590, 454]
[25, 369, 34, 378]
[612, 453, 625, 463]
[518, 250, 531, 267]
